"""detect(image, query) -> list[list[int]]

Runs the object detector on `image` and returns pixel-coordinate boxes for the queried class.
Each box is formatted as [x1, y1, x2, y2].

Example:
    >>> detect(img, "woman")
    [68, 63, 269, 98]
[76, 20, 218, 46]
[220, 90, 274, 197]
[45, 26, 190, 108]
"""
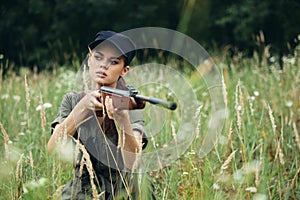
[47, 31, 155, 199]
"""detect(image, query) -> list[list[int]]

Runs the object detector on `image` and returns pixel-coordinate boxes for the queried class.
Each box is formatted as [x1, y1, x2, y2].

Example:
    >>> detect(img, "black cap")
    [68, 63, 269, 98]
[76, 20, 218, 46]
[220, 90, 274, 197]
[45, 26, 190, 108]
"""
[88, 31, 136, 66]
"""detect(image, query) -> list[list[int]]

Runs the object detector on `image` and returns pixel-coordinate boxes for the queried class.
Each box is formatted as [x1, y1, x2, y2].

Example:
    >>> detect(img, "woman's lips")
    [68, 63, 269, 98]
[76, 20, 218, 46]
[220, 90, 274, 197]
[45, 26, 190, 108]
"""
[96, 71, 107, 78]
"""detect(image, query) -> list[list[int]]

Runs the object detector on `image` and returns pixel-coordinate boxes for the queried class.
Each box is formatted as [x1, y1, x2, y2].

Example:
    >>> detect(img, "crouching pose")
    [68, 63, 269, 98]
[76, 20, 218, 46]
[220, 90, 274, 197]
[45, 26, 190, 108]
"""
[47, 30, 156, 200]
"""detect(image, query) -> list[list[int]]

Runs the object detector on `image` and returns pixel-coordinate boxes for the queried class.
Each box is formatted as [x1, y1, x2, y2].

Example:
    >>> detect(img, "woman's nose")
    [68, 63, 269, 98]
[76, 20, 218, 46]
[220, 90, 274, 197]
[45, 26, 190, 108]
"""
[99, 59, 110, 69]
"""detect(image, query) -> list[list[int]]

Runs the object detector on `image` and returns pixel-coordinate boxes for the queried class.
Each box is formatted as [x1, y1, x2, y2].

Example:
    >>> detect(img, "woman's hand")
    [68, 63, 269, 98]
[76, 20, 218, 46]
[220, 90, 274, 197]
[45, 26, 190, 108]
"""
[105, 95, 127, 120]
[102, 93, 146, 111]
[81, 90, 104, 112]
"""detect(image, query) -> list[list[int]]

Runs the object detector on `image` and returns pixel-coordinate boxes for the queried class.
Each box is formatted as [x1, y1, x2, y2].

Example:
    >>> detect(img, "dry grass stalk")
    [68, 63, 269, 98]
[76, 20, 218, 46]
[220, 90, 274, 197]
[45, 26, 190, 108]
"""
[220, 150, 237, 174]
[73, 138, 99, 199]
[238, 81, 244, 114]
[221, 73, 228, 109]
[39, 95, 47, 132]
[0, 65, 2, 93]
[235, 81, 242, 131]
[267, 104, 276, 134]
[227, 121, 234, 151]
[194, 105, 202, 139]
[278, 143, 285, 166]
[290, 166, 300, 190]
[83, 63, 89, 91]
[293, 122, 300, 153]
[248, 97, 254, 116]
[0, 122, 10, 159]
[29, 150, 34, 169]
[255, 139, 263, 187]
[52, 184, 66, 199]
[16, 154, 24, 181]
[24, 74, 31, 115]
[171, 121, 177, 144]
[15, 153, 24, 199]
[278, 122, 285, 166]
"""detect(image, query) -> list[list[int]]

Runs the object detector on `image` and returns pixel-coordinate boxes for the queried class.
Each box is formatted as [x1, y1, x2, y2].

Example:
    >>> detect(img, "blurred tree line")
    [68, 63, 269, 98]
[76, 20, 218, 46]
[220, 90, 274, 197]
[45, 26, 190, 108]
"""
[0, 0, 299, 73]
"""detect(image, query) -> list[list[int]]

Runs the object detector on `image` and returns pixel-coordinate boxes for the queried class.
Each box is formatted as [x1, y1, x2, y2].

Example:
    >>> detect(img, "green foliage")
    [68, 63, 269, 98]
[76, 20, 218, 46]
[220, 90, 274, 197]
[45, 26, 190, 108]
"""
[1, 0, 299, 73]
[0, 50, 299, 199]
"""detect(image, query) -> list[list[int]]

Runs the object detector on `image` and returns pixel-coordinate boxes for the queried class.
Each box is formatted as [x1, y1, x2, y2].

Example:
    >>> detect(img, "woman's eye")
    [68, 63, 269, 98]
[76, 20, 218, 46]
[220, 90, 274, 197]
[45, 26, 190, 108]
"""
[110, 60, 119, 65]
[94, 56, 102, 61]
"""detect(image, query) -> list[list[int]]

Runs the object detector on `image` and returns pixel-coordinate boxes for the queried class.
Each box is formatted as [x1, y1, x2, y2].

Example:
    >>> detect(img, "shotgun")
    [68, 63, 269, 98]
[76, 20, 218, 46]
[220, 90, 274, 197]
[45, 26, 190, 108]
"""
[100, 86, 177, 110]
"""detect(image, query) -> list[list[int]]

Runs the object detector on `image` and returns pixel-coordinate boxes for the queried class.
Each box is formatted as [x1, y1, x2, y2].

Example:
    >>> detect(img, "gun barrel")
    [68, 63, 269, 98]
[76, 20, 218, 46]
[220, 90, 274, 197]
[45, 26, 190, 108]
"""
[100, 86, 177, 110]
[100, 86, 130, 97]
[135, 94, 177, 110]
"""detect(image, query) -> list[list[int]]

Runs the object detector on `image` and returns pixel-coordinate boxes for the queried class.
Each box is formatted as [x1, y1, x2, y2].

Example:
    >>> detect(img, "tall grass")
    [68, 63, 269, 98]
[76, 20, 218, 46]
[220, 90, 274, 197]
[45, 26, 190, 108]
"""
[0, 51, 299, 199]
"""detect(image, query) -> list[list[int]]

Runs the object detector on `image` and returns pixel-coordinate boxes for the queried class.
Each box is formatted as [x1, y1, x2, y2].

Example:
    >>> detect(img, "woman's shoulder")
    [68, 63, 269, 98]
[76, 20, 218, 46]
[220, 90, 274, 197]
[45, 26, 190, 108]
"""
[61, 91, 84, 107]
[62, 91, 83, 100]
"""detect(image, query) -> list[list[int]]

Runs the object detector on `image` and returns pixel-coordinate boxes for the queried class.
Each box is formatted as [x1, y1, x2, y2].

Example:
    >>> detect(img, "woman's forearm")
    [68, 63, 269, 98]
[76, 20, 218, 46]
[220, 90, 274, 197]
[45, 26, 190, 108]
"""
[114, 111, 142, 169]
[47, 101, 91, 153]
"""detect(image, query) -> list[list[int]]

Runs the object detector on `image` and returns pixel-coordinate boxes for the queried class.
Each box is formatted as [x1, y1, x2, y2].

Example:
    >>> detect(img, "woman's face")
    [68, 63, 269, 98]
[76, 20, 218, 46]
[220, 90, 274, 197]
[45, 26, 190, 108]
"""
[88, 43, 129, 89]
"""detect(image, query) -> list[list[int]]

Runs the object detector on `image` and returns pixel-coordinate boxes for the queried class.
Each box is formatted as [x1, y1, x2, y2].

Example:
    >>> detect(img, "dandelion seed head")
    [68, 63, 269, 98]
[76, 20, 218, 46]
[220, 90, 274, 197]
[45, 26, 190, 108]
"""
[217, 172, 231, 183]
[285, 100, 293, 107]
[233, 169, 244, 182]
[218, 135, 228, 145]
[243, 160, 261, 174]
[213, 183, 220, 190]
[254, 91, 259, 96]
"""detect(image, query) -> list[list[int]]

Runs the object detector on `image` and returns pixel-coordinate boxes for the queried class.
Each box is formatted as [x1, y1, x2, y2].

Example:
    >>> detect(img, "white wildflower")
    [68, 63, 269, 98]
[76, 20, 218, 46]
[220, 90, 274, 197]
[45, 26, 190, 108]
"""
[213, 183, 220, 190]
[233, 169, 244, 182]
[36, 103, 53, 111]
[36, 105, 42, 111]
[1, 94, 9, 99]
[269, 56, 276, 63]
[218, 135, 228, 145]
[254, 91, 259, 96]
[13, 95, 21, 101]
[187, 150, 196, 155]
[237, 105, 242, 111]
[43, 102, 52, 108]
[245, 186, 257, 193]
[20, 121, 27, 126]
[285, 100, 293, 107]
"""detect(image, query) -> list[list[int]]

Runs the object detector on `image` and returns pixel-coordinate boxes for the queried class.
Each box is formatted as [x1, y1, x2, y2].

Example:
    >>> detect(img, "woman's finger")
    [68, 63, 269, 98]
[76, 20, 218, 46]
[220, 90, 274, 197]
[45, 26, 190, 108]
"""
[105, 96, 115, 119]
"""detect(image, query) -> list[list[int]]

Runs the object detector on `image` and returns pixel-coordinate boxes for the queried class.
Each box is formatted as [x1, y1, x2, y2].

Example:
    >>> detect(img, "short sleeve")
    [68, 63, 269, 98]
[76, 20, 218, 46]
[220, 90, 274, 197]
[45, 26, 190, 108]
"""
[50, 92, 81, 134]
[129, 109, 148, 149]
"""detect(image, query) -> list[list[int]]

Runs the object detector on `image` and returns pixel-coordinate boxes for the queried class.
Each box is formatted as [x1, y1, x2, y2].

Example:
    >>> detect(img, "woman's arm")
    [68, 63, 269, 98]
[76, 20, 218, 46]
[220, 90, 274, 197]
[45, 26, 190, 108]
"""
[47, 91, 103, 153]
[105, 96, 143, 169]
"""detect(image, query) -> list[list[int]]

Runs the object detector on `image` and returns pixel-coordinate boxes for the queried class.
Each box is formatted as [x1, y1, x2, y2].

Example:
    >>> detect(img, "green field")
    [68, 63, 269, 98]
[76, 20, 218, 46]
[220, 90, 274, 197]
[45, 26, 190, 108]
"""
[0, 52, 299, 199]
